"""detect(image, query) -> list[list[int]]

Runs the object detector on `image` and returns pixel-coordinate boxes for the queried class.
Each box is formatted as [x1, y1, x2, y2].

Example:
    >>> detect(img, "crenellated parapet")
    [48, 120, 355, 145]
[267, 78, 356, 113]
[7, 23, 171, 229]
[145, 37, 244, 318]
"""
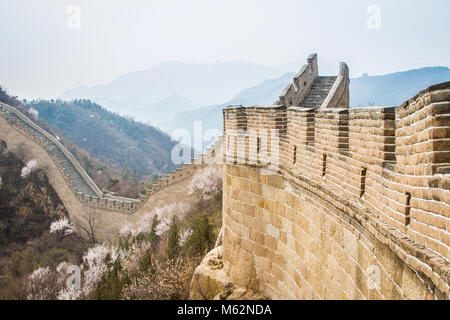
[321, 62, 350, 109]
[136, 137, 223, 208]
[220, 75, 450, 299]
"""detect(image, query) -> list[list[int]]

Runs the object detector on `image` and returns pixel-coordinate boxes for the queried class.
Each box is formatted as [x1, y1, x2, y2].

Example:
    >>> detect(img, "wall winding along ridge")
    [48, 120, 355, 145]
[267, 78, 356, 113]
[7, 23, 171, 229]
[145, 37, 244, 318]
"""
[0, 102, 222, 241]
[191, 55, 449, 300]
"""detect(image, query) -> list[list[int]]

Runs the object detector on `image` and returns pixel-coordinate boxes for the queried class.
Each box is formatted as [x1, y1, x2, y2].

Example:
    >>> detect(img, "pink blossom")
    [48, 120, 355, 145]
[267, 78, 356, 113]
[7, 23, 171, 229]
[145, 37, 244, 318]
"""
[50, 218, 75, 236]
[179, 228, 193, 246]
[81, 244, 117, 297]
[188, 166, 222, 199]
[120, 202, 190, 238]
[57, 286, 81, 300]
[28, 107, 39, 120]
[121, 241, 151, 274]
[20, 159, 38, 178]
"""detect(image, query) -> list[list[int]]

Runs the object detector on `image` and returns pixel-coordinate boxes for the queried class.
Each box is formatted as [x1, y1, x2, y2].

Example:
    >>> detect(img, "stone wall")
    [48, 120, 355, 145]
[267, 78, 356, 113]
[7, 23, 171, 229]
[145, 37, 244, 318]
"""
[141, 137, 223, 201]
[0, 103, 223, 241]
[277, 53, 349, 109]
[220, 82, 450, 299]
[321, 62, 350, 109]
[278, 53, 319, 107]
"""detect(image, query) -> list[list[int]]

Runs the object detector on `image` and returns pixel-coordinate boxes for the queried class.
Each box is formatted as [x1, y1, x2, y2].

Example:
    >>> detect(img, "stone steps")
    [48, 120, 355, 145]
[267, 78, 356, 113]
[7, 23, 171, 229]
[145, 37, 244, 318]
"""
[4, 111, 97, 196]
[301, 76, 337, 108]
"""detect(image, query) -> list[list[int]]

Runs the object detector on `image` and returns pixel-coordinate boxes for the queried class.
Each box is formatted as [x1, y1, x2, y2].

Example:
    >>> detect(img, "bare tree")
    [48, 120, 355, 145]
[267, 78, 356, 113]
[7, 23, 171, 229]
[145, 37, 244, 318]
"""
[16, 142, 26, 161]
[121, 257, 195, 300]
[40, 164, 49, 176]
[77, 207, 98, 245]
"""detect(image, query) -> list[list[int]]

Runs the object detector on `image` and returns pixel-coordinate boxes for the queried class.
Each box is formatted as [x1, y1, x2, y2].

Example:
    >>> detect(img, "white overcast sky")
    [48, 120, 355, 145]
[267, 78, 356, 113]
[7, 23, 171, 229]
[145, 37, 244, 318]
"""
[0, 0, 449, 99]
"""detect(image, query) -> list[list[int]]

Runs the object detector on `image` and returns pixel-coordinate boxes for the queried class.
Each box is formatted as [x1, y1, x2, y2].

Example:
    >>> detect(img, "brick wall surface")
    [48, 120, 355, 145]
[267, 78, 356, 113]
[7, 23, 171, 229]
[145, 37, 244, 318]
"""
[221, 82, 450, 299]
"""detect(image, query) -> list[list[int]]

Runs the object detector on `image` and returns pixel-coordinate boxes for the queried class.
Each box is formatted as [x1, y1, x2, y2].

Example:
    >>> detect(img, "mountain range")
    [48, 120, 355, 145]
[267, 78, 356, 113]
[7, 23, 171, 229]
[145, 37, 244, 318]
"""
[350, 66, 450, 107]
[61, 61, 284, 125]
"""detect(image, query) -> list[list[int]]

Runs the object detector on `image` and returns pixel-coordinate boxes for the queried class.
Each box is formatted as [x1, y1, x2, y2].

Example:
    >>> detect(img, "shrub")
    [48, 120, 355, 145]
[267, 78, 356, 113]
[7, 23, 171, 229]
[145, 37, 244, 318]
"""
[121, 257, 195, 300]
[166, 217, 180, 260]
[188, 166, 222, 199]
[183, 214, 214, 257]
[148, 216, 160, 252]
[20, 159, 38, 179]
[49, 218, 75, 236]
[119, 202, 189, 239]
[25, 266, 59, 300]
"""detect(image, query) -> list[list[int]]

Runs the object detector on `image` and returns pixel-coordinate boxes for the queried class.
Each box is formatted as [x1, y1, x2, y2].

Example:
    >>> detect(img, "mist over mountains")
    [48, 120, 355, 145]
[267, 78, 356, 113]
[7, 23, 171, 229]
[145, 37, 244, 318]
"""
[61, 61, 284, 125]
[159, 72, 295, 142]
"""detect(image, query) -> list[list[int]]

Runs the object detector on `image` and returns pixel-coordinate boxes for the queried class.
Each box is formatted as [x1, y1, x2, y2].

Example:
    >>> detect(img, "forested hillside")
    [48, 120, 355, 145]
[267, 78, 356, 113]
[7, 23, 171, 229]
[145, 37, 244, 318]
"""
[0, 139, 89, 299]
[26, 99, 178, 178]
[1, 87, 158, 197]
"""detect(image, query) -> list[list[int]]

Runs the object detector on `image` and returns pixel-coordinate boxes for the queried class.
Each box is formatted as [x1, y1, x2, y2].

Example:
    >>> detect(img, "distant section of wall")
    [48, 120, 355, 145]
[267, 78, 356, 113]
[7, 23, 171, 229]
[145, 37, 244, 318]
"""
[220, 82, 450, 299]
[138, 137, 223, 205]
[0, 102, 223, 241]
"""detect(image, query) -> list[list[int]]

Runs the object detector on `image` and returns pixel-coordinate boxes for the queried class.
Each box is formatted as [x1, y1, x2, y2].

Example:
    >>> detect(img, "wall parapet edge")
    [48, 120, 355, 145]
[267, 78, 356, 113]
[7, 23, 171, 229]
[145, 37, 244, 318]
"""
[221, 81, 450, 299]
[278, 53, 318, 107]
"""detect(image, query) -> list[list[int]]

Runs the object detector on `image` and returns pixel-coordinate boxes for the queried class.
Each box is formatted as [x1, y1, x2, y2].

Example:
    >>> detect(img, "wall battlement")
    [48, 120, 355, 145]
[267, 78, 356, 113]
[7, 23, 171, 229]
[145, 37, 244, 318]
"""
[220, 77, 450, 299]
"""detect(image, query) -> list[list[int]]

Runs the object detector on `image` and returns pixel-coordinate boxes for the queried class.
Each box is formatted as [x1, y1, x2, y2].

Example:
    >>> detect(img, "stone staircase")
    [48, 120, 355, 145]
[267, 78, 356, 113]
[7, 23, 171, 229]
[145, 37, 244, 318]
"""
[1, 106, 99, 196]
[278, 54, 349, 109]
[300, 76, 337, 108]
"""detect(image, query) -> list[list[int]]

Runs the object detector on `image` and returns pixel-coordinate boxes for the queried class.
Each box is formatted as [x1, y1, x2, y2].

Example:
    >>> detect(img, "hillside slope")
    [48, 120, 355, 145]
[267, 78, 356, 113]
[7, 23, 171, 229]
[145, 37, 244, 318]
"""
[0, 139, 89, 299]
[27, 99, 178, 178]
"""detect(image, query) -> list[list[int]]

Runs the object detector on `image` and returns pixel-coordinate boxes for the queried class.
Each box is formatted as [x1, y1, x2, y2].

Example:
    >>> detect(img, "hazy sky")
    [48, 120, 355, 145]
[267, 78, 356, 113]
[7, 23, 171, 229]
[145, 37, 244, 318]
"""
[1, 0, 449, 99]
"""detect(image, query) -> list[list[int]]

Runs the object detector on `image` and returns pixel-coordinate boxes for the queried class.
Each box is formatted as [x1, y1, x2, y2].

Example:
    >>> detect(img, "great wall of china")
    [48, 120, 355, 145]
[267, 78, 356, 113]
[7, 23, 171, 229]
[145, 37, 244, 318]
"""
[1, 53, 449, 300]
[0, 101, 222, 242]
[190, 54, 450, 300]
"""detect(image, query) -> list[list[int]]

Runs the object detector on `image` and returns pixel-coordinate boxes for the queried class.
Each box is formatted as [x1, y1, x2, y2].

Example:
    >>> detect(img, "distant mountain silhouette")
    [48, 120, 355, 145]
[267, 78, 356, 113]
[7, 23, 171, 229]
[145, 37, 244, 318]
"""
[61, 61, 284, 119]
[159, 72, 294, 150]
[227, 73, 295, 106]
[108, 94, 198, 127]
[350, 66, 450, 107]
